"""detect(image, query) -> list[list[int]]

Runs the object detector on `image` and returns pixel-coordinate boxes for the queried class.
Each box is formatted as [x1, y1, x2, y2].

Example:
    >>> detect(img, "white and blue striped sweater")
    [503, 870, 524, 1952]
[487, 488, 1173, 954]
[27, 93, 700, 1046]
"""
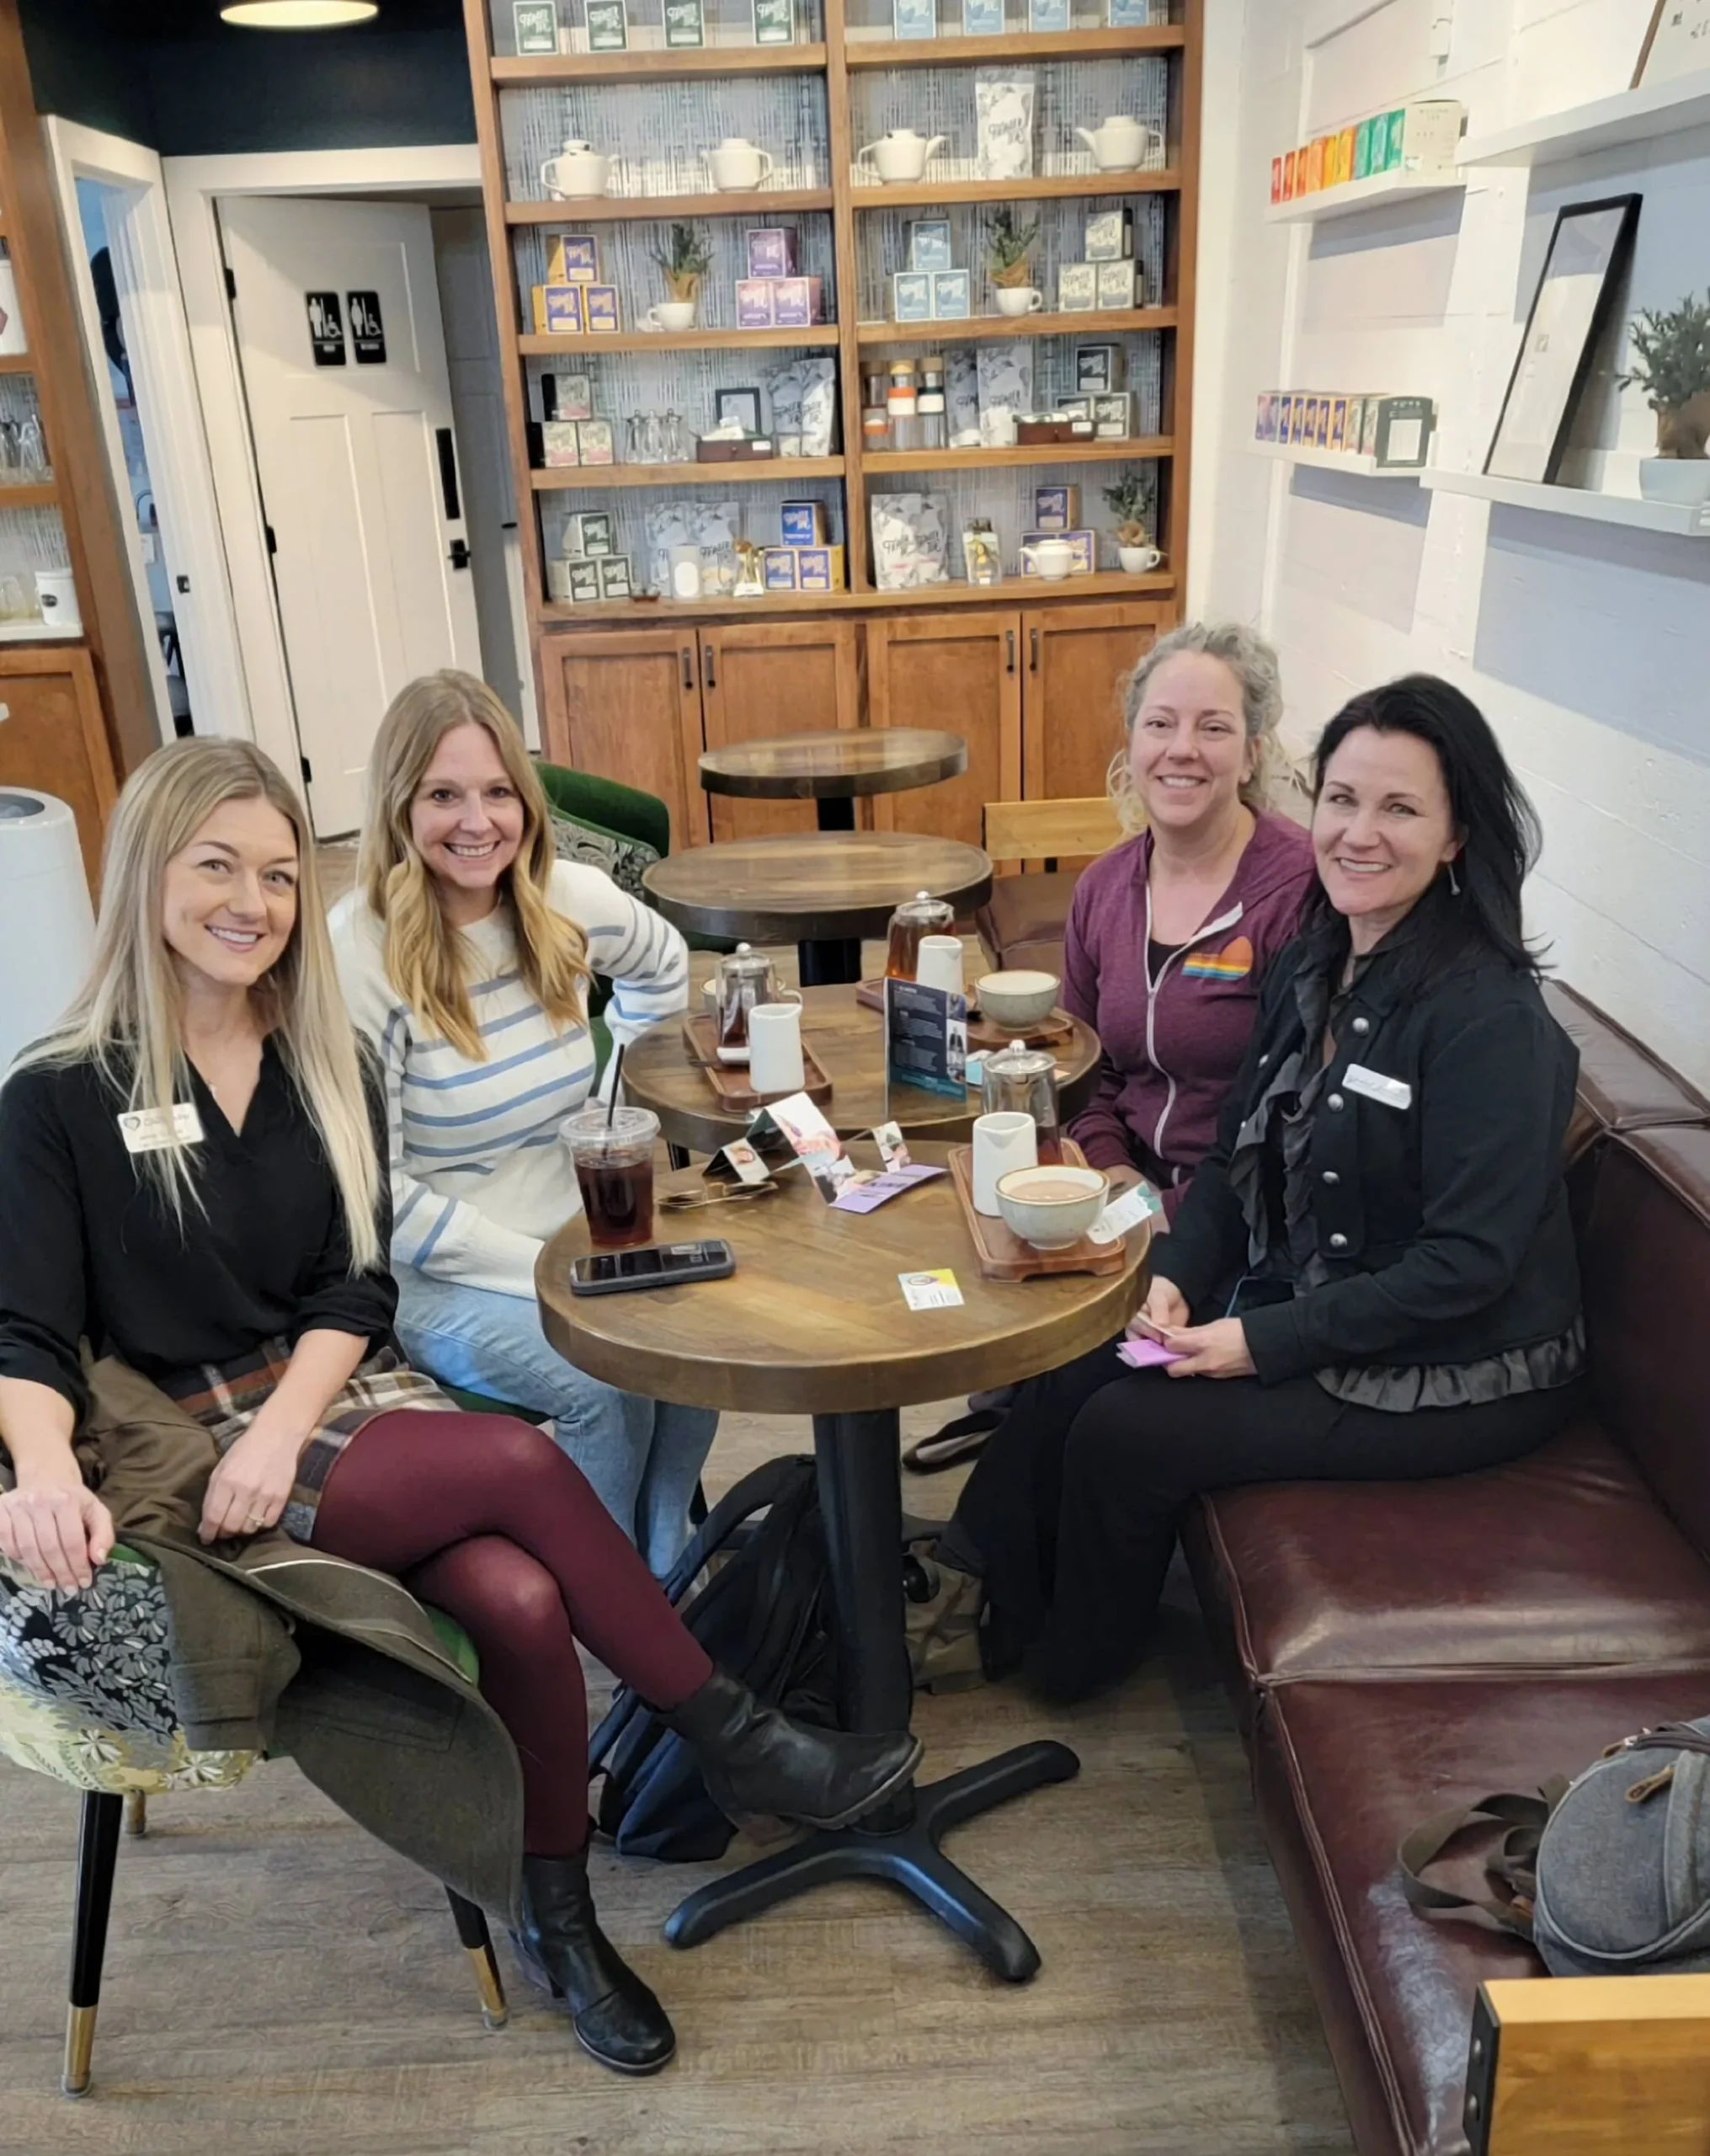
[330, 862, 689, 1300]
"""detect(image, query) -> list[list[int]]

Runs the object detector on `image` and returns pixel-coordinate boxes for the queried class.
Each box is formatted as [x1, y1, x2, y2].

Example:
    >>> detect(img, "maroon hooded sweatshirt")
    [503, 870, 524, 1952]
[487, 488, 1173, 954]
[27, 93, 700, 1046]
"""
[1062, 812, 1316, 1217]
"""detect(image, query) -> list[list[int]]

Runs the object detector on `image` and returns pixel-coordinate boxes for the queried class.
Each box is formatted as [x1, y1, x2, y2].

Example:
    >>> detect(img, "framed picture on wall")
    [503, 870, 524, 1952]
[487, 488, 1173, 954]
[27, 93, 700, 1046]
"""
[1484, 194, 1641, 486]
[1634, 0, 1710, 88]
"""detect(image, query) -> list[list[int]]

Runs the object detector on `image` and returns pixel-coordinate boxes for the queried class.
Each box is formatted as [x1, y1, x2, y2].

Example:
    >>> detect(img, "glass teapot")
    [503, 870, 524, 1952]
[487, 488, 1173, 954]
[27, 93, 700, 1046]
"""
[884, 890, 956, 980]
[712, 942, 797, 1064]
[981, 1038, 1062, 1161]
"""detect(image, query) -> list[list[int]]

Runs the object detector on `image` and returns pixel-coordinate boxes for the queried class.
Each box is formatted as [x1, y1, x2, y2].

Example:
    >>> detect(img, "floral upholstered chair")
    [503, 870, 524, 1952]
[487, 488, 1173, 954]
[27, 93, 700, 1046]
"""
[0, 1546, 509, 2095]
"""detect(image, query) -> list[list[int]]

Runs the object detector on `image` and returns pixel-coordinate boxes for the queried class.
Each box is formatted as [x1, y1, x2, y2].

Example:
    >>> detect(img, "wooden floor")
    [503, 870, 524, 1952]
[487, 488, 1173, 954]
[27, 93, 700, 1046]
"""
[0, 1401, 1353, 2156]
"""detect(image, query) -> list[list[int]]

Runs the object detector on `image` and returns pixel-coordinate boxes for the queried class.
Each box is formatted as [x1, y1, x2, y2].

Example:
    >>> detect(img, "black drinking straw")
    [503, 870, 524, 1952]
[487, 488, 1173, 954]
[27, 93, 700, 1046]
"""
[605, 1043, 626, 1126]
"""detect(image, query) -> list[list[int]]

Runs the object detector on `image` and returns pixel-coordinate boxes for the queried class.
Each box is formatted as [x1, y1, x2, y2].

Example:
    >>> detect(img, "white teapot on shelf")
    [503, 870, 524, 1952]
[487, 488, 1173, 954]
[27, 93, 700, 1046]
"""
[541, 140, 612, 199]
[706, 137, 775, 191]
[856, 129, 947, 184]
[1075, 115, 1164, 172]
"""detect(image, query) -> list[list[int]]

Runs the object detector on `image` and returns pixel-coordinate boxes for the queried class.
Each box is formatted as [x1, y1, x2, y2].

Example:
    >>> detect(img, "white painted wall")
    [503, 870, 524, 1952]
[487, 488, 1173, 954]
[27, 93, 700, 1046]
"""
[1194, 0, 1710, 1090]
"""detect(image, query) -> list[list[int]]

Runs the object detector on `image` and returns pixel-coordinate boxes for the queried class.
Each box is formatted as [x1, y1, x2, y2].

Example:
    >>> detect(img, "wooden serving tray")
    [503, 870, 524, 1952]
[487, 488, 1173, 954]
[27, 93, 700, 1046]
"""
[681, 1012, 834, 1111]
[948, 1139, 1123, 1282]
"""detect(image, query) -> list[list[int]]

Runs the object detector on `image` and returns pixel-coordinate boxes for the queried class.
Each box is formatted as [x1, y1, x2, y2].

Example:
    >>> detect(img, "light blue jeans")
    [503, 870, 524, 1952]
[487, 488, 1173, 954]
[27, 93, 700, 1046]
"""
[393, 1267, 719, 1577]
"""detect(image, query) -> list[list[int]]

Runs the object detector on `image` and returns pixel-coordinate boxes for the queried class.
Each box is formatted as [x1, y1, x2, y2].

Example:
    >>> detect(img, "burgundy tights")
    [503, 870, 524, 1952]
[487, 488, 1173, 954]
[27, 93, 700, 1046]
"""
[312, 1410, 712, 1855]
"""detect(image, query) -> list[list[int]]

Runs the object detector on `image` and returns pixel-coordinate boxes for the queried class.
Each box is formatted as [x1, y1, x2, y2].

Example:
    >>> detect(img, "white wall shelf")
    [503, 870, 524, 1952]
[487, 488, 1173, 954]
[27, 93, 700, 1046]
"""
[1249, 441, 1420, 478]
[1457, 71, 1710, 172]
[1264, 168, 1464, 224]
[1421, 467, 1710, 537]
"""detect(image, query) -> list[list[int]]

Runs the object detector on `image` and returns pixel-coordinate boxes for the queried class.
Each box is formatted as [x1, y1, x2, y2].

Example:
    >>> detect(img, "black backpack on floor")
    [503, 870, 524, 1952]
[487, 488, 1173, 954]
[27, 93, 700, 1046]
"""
[589, 1454, 838, 1861]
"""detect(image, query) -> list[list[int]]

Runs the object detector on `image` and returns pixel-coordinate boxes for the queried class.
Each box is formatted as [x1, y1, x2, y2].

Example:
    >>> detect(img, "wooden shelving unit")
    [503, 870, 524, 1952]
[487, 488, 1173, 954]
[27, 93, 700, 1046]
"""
[461, 0, 1201, 847]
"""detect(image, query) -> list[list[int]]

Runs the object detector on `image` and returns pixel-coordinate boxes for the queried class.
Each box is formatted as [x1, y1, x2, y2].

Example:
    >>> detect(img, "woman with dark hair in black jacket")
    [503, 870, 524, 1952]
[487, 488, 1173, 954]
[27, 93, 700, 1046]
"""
[936, 675, 1586, 1703]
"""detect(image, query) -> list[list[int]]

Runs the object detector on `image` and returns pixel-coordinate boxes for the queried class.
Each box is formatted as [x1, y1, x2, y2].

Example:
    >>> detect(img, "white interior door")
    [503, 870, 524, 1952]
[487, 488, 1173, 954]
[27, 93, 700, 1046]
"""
[220, 195, 482, 835]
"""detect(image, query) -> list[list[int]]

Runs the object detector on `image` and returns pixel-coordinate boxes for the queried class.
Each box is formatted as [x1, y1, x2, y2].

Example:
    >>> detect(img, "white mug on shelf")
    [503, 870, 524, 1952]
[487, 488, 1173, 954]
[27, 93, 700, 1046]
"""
[972, 1112, 1037, 1216]
[994, 287, 1044, 318]
[748, 1001, 807, 1097]
[915, 934, 964, 999]
[647, 301, 697, 332]
[1119, 542, 1164, 574]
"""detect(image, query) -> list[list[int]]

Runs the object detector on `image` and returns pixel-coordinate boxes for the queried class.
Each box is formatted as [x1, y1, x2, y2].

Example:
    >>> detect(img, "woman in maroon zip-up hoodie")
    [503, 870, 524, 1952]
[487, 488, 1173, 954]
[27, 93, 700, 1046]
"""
[1063, 622, 1316, 1220]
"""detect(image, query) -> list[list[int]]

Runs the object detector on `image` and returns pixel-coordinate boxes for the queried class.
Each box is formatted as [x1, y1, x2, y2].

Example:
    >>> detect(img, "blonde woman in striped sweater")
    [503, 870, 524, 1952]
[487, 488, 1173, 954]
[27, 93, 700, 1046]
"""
[332, 671, 716, 1574]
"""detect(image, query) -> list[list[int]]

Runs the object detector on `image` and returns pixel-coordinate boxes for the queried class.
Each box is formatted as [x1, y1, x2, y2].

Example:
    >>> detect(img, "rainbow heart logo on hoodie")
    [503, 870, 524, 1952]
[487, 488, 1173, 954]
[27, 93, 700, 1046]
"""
[1182, 935, 1254, 981]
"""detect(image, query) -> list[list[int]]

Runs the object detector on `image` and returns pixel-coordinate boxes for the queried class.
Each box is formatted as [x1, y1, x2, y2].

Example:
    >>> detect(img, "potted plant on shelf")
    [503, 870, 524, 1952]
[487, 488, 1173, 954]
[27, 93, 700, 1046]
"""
[1619, 291, 1710, 504]
[1103, 472, 1160, 574]
[647, 224, 714, 331]
[988, 207, 1042, 318]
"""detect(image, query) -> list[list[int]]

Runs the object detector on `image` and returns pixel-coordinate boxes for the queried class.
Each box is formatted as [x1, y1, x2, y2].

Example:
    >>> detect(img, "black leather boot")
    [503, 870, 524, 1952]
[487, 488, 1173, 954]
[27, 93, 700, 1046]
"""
[513, 1853, 675, 2075]
[664, 1670, 923, 1831]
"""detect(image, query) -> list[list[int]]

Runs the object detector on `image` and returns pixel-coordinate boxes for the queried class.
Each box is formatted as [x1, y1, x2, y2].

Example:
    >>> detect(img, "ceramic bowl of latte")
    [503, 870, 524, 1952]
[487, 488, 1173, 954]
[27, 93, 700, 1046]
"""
[975, 969, 1060, 1029]
[996, 1163, 1108, 1250]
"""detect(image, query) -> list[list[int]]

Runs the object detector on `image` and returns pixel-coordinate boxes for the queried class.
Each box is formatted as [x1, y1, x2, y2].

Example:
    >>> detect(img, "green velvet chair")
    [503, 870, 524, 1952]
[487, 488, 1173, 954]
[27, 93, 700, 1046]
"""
[0, 1548, 509, 2095]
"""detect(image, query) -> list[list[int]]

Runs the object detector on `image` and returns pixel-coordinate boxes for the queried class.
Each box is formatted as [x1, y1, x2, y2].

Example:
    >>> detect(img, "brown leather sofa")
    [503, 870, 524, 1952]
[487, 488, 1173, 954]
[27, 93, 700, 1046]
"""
[1180, 983, 1710, 2156]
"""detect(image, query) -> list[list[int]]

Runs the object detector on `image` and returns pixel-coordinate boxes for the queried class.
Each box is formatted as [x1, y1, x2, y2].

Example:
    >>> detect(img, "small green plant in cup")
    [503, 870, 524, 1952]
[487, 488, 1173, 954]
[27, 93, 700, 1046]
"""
[649, 222, 714, 306]
[1103, 469, 1157, 552]
[987, 206, 1041, 290]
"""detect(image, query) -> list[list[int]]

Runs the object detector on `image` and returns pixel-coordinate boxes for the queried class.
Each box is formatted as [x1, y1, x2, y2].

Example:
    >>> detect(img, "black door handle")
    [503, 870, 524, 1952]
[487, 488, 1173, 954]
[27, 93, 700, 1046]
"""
[448, 538, 471, 570]
[1030, 627, 1041, 673]
[435, 426, 461, 521]
[703, 643, 716, 691]
[1006, 628, 1015, 674]
[681, 647, 695, 691]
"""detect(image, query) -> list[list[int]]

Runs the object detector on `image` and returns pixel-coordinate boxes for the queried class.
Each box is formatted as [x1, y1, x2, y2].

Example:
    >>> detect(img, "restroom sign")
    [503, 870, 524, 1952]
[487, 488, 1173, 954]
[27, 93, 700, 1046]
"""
[348, 290, 386, 366]
[306, 291, 345, 366]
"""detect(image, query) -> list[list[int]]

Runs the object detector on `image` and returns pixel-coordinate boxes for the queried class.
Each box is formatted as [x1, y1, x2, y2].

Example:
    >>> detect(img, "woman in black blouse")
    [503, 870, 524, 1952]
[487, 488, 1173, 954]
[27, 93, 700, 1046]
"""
[938, 675, 1586, 1702]
[0, 739, 918, 2078]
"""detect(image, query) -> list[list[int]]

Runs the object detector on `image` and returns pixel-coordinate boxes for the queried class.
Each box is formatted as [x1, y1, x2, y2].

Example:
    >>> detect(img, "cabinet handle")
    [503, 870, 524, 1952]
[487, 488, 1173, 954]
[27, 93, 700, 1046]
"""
[703, 643, 716, 691]
[1030, 627, 1041, 673]
[681, 647, 694, 691]
[1005, 628, 1015, 675]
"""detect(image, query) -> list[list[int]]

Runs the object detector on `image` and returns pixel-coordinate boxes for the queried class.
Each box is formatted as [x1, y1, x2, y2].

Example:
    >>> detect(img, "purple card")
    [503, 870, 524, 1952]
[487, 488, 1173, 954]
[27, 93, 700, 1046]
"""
[830, 1163, 946, 1214]
[1117, 1336, 1187, 1369]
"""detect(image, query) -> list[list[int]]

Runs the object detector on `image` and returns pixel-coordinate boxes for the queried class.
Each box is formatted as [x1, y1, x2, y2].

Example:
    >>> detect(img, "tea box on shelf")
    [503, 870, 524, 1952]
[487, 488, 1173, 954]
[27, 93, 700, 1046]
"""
[1095, 260, 1137, 310]
[931, 269, 971, 320]
[908, 221, 954, 272]
[578, 419, 615, 465]
[1084, 209, 1133, 262]
[1057, 263, 1099, 312]
[541, 420, 581, 467]
[1033, 484, 1079, 531]
[597, 554, 633, 599]
[780, 500, 826, 545]
[890, 271, 934, 323]
[763, 547, 799, 591]
[1075, 344, 1124, 393]
[541, 371, 594, 422]
[752, 0, 794, 44]
[892, 0, 935, 35]
[566, 559, 603, 603]
[583, 286, 621, 334]
[663, 0, 705, 46]
[771, 276, 823, 328]
[532, 284, 585, 336]
[1090, 392, 1133, 439]
[513, 1, 557, 54]
[795, 544, 844, 592]
[736, 279, 778, 328]
[563, 510, 615, 558]
[586, 0, 628, 50]
[746, 228, 798, 278]
[546, 234, 599, 284]
[963, 0, 1002, 29]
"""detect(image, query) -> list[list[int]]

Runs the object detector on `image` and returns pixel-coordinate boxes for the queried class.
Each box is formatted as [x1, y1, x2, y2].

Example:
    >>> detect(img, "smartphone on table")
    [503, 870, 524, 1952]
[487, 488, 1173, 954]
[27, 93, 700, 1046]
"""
[569, 1241, 736, 1296]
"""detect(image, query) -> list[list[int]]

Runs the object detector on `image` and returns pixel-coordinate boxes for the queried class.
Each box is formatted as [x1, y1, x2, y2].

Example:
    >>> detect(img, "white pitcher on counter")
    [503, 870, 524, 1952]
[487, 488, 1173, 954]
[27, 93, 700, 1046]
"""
[856, 129, 947, 184]
[541, 139, 612, 198]
[1075, 116, 1164, 172]
[706, 137, 775, 191]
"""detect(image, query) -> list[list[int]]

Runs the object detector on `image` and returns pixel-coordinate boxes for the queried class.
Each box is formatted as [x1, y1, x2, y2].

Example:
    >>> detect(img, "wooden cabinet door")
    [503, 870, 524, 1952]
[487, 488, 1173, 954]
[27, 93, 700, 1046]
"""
[866, 611, 1022, 857]
[699, 620, 861, 842]
[540, 627, 708, 849]
[0, 646, 117, 889]
[1021, 600, 1174, 803]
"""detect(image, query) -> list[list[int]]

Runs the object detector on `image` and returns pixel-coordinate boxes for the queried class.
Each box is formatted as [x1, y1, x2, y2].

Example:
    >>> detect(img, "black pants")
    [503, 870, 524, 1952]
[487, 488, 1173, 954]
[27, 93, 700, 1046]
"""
[948, 1338, 1583, 1704]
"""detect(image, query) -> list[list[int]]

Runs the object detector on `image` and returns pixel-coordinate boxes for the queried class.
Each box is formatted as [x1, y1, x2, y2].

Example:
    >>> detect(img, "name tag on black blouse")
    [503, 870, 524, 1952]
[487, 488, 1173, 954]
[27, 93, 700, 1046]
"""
[1343, 1064, 1412, 1113]
[118, 1104, 205, 1154]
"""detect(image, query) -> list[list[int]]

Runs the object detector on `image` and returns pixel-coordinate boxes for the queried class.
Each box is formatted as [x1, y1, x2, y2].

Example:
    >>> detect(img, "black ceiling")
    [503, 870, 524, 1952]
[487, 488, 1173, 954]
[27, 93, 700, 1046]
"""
[95, 0, 462, 31]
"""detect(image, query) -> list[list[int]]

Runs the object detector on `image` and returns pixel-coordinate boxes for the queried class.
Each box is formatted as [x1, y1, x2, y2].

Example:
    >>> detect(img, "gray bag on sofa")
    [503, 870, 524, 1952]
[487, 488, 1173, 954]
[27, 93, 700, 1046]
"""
[1398, 1717, 1710, 1978]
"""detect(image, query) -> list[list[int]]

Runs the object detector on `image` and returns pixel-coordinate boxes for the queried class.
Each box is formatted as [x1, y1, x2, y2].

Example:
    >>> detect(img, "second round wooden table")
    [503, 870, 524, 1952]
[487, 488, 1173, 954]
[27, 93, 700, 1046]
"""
[538, 1138, 1150, 1979]
[698, 727, 968, 834]
[643, 829, 993, 988]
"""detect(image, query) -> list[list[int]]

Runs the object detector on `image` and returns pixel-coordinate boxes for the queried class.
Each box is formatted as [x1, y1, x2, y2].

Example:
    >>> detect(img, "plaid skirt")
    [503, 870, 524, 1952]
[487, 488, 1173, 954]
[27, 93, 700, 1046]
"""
[157, 1340, 460, 1544]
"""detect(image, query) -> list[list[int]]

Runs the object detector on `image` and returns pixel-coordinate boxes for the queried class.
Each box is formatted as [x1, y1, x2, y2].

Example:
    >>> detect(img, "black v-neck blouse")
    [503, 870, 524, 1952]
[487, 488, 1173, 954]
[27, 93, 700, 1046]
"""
[0, 1039, 397, 1421]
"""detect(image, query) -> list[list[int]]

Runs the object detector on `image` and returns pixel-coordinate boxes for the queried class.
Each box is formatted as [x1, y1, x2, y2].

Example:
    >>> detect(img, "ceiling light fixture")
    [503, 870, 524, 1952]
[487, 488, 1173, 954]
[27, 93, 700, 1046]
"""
[220, 2, 379, 26]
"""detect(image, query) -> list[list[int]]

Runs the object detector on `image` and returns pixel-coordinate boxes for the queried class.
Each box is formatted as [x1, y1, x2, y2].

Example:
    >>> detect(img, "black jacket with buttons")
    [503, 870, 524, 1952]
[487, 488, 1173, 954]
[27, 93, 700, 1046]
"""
[1156, 918, 1582, 1386]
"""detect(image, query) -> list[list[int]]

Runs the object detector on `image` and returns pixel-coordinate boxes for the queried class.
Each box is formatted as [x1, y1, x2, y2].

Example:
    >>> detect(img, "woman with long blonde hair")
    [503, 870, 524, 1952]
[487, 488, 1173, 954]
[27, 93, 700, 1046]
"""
[331, 670, 716, 1574]
[0, 737, 919, 2077]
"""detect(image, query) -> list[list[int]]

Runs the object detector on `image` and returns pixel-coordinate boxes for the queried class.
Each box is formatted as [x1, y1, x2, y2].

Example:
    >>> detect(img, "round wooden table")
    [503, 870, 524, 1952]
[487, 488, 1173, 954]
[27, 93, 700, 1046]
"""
[643, 830, 992, 989]
[698, 728, 967, 834]
[625, 980, 1103, 1155]
[538, 1139, 1150, 1980]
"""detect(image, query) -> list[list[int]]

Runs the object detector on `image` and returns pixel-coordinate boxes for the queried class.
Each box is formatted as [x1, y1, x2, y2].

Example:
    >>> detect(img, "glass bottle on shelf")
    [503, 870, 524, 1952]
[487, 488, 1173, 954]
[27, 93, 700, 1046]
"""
[862, 367, 891, 451]
[918, 356, 946, 451]
[663, 410, 690, 462]
[19, 415, 46, 476]
[625, 414, 645, 466]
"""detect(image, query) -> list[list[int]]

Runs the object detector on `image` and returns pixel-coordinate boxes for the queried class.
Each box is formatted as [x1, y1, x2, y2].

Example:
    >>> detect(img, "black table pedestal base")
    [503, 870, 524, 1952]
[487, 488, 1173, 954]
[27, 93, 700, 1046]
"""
[798, 937, 863, 986]
[816, 797, 856, 833]
[663, 1740, 1079, 1981]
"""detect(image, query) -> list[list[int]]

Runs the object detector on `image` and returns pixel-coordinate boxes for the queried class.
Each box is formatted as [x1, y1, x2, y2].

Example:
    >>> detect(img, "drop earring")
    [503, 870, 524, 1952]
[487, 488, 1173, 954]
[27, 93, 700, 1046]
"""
[1447, 858, 1462, 897]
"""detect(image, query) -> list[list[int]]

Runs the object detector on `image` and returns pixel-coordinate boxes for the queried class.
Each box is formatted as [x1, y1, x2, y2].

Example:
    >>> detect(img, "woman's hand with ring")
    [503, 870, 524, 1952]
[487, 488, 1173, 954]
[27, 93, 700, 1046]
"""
[198, 1422, 304, 1544]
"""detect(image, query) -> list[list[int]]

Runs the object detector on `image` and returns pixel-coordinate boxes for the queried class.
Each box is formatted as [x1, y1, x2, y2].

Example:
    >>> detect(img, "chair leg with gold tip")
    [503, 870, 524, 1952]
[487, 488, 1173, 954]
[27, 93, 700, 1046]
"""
[446, 1888, 508, 2030]
[123, 1791, 146, 1838]
[64, 1792, 123, 2098]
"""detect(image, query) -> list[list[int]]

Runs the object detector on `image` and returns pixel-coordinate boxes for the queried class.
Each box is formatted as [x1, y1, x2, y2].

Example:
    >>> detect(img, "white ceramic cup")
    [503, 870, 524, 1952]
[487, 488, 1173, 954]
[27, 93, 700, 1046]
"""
[994, 287, 1044, 318]
[748, 1001, 806, 1096]
[647, 301, 696, 332]
[1119, 542, 1164, 574]
[972, 1112, 1038, 1216]
[915, 934, 964, 999]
